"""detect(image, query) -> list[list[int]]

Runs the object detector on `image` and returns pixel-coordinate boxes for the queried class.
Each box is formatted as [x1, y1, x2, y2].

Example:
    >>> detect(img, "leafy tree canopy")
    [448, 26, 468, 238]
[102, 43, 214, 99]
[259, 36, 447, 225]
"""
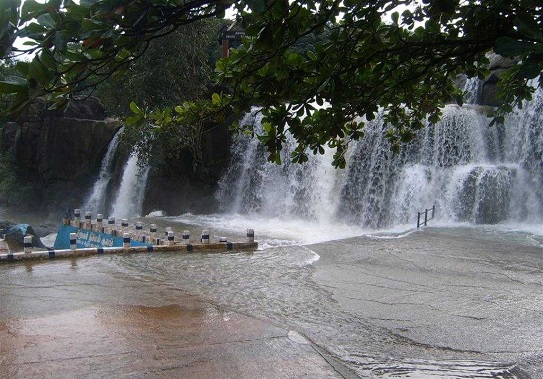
[1, 0, 542, 167]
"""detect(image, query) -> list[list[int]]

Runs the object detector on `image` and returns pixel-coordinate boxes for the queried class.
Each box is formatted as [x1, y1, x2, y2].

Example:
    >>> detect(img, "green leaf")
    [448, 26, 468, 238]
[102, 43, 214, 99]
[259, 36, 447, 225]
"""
[20, 0, 47, 23]
[390, 11, 399, 24]
[517, 60, 541, 79]
[16, 21, 47, 38]
[494, 36, 535, 57]
[15, 60, 30, 75]
[79, 0, 100, 8]
[36, 13, 55, 28]
[129, 101, 143, 115]
[125, 115, 143, 126]
[211, 92, 221, 105]
[81, 18, 106, 32]
[39, 50, 57, 70]
[514, 14, 543, 40]
[245, 0, 267, 13]
[30, 57, 55, 82]
[0, 76, 28, 93]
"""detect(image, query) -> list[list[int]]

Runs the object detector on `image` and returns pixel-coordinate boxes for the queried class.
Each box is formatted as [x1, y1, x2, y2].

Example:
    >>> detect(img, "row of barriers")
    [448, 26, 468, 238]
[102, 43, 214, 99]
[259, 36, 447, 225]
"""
[1, 208, 259, 262]
[66, 208, 255, 246]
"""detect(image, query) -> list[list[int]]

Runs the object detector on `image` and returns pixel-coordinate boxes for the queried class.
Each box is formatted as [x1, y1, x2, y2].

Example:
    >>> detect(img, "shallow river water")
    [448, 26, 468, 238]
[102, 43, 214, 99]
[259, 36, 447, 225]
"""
[1, 215, 542, 378]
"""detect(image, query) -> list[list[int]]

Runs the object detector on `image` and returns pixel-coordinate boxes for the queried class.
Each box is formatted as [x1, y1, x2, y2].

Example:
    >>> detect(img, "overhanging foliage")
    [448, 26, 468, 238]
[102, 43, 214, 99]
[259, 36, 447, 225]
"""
[1, 0, 542, 167]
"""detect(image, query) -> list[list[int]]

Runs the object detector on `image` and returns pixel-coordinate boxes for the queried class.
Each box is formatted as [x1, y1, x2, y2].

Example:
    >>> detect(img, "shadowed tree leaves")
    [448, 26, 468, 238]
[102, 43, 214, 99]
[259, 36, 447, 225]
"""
[1, 0, 542, 167]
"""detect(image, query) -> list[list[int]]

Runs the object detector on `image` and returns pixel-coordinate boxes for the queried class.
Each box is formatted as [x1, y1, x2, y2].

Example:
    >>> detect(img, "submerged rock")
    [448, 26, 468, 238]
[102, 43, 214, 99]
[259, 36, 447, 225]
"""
[3, 224, 47, 251]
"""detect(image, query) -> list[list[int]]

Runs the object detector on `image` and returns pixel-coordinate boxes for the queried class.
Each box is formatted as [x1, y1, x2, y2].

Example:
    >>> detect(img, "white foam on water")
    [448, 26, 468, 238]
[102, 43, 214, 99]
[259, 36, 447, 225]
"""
[217, 94, 542, 235]
[145, 210, 166, 218]
[169, 212, 373, 246]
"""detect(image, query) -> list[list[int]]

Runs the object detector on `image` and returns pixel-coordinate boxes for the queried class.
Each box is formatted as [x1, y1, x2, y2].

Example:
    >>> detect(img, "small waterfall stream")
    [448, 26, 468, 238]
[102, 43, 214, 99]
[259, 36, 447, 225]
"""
[82, 127, 150, 219]
[218, 92, 542, 231]
[110, 151, 150, 219]
[82, 128, 123, 214]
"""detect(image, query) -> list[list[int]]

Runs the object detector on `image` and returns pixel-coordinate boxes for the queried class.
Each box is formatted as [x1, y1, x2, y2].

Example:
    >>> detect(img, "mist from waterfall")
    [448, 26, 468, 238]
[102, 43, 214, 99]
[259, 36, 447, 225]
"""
[110, 151, 150, 219]
[217, 91, 542, 233]
[82, 128, 123, 215]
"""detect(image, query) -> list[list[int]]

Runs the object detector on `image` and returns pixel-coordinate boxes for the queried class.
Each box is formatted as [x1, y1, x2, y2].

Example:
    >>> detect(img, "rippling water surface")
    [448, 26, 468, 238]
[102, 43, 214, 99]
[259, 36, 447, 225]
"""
[113, 213, 543, 378]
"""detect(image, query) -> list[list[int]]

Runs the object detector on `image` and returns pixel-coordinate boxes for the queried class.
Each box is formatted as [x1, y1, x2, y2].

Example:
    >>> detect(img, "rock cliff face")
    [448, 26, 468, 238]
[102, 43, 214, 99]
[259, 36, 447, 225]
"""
[0, 55, 514, 219]
[142, 122, 231, 215]
[1, 97, 121, 216]
[478, 53, 517, 107]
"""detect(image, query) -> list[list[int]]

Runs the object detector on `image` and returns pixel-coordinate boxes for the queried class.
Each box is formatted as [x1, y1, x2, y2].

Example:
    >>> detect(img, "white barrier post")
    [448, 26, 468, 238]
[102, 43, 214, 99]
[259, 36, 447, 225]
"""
[108, 216, 115, 235]
[84, 211, 92, 229]
[164, 227, 172, 238]
[167, 231, 175, 246]
[135, 222, 143, 241]
[96, 214, 103, 232]
[182, 230, 190, 243]
[149, 224, 157, 243]
[73, 209, 81, 227]
[201, 230, 209, 244]
[69, 232, 77, 251]
[0, 235, 8, 254]
[247, 229, 254, 243]
[123, 233, 131, 248]
[24, 235, 32, 254]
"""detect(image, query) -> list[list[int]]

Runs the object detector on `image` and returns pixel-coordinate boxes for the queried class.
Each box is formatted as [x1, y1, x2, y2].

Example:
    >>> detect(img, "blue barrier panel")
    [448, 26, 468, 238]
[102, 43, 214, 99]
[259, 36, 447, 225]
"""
[54, 225, 152, 249]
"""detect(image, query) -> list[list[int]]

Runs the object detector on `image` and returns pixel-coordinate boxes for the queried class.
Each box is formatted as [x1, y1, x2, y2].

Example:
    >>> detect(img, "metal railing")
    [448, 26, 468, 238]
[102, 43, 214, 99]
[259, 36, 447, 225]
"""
[417, 205, 435, 228]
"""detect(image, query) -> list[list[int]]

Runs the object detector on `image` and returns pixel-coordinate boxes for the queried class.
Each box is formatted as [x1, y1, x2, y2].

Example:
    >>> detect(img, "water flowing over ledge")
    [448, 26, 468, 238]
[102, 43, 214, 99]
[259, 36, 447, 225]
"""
[217, 94, 542, 234]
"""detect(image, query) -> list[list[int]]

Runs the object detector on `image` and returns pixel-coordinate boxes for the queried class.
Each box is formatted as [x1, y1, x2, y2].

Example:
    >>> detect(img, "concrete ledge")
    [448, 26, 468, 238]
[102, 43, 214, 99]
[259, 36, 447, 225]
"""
[0, 242, 259, 263]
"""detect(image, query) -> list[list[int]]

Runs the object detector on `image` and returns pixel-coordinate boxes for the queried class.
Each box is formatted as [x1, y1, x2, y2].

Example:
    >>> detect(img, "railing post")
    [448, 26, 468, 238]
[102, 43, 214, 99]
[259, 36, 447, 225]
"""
[24, 235, 33, 254]
[416, 205, 436, 229]
[424, 208, 428, 226]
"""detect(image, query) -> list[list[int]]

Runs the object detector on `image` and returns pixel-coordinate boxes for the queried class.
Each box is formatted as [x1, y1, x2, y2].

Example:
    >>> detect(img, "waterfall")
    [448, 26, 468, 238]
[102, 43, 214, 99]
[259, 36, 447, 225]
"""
[82, 127, 150, 219]
[218, 92, 542, 230]
[218, 109, 344, 224]
[82, 128, 122, 214]
[110, 151, 150, 219]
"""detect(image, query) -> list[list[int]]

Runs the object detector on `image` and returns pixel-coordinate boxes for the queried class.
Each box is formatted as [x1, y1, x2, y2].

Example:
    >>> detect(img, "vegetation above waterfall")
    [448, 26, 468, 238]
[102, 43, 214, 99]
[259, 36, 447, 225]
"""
[1, 0, 542, 167]
[96, 19, 228, 172]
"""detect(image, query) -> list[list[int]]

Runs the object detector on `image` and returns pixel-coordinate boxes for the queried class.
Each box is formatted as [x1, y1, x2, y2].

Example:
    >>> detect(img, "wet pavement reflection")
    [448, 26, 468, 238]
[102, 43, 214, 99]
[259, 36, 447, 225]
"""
[0, 257, 351, 378]
[1, 226, 542, 378]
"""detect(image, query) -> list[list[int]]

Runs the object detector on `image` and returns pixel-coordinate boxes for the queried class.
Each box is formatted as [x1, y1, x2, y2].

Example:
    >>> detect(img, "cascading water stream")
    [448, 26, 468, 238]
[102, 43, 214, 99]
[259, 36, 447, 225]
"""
[110, 151, 150, 219]
[82, 127, 123, 214]
[218, 91, 542, 232]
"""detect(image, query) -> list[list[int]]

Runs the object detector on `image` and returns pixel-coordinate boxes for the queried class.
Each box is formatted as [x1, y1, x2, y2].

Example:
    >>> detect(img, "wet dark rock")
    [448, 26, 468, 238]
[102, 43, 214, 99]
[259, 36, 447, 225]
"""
[1, 97, 122, 214]
[0, 219, 15, 234]
[59, 97, 107, 120]
[478, 53, 517, 107]
[32, 223, 58, 238]
[3, 224, 47, 251]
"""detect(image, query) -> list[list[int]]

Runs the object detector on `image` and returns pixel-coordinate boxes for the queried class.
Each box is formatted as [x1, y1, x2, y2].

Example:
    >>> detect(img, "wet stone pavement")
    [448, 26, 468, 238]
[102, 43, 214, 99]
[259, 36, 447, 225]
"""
[1, 226, 542, 378]
[0, 257, 355, 379]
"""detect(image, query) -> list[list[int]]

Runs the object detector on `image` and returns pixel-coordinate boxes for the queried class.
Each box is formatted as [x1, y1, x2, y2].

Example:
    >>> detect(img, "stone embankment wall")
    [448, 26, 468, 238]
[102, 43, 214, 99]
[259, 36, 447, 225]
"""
[1, 97, 121, 216]
[1, 96, 231, 217]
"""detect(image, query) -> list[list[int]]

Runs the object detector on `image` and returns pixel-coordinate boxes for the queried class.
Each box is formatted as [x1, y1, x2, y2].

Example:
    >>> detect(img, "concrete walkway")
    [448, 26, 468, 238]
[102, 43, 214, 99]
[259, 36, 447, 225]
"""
[0, 259, 355, 379]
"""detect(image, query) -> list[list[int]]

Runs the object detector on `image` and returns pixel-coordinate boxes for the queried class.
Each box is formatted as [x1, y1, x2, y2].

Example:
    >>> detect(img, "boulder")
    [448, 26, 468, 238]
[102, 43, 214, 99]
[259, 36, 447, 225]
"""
[3, 224, 47, 252]
[478, 52, 517, 107]
[0, 219, 15, 234]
